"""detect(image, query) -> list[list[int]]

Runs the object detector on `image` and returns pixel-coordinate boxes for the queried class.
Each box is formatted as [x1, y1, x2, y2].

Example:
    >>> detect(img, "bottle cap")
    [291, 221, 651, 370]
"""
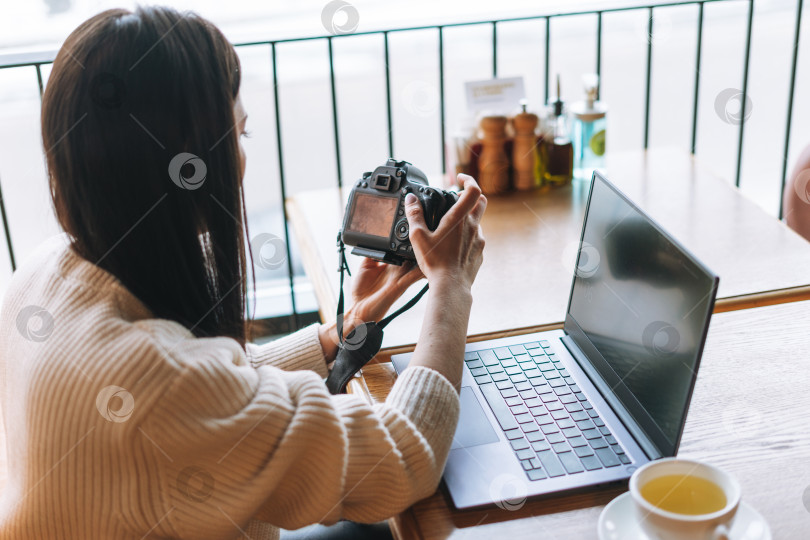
[552, 75, 564, 117]
[570, 101, 607, 121]
[571, 73, 606, 121]
[583, 73, 599, 108]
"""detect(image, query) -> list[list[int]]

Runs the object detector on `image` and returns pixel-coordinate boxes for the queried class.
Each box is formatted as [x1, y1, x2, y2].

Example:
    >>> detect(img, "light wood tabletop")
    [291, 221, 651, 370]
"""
[350, 299, 810, 540]
[287, 147, 810, 349]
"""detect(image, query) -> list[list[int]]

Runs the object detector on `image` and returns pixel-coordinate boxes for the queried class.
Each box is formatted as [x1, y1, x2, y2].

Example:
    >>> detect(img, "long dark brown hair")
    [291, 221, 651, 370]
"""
[42, 6, 250, 345]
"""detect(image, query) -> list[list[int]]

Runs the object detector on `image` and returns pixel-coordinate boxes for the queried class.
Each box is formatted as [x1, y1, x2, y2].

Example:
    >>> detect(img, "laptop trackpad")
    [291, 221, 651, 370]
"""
[452, 387, 500, 449]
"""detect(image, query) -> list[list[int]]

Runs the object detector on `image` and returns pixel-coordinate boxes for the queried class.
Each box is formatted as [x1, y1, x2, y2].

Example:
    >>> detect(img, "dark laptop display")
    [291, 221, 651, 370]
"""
[565, 177, 718, 457]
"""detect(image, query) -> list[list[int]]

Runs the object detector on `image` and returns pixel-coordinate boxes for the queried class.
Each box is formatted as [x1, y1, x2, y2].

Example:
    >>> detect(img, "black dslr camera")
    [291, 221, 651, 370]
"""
[341, 159, 458, 265]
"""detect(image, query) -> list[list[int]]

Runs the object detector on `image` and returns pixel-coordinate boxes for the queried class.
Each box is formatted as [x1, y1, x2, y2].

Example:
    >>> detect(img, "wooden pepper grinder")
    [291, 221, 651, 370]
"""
[478, 115, 510, 195]
[512, 100, 539, 191]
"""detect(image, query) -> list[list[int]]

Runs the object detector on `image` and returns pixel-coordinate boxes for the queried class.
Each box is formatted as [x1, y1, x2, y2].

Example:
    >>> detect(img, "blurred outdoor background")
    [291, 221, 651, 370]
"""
[0, 0, 808, 324]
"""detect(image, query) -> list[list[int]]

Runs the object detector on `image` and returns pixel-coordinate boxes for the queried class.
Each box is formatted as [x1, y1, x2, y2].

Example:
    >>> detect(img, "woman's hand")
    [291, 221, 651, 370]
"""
[318, 248, 424, 362]
[403, 174, 487, 389]
[349, 257, 424, 324]
[404, 174, 487, 292]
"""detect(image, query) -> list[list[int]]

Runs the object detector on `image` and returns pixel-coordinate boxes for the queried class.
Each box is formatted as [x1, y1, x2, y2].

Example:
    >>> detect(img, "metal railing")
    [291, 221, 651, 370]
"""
[0, 0, 804, 329]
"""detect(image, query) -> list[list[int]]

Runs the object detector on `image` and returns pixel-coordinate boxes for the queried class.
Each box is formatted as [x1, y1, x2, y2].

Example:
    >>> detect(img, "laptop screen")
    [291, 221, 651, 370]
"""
[565, 173, 718, 457]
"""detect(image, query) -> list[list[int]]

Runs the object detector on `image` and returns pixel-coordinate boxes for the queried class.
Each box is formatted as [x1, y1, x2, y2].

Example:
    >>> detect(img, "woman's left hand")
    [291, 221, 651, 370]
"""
[349, 257, 425, 324]
[318, 257, 424, 362]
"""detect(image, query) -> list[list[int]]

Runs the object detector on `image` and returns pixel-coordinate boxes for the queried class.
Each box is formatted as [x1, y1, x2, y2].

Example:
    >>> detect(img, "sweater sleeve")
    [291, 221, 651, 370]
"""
[141, 335, 459, 538]
[246, 324, 328, 377]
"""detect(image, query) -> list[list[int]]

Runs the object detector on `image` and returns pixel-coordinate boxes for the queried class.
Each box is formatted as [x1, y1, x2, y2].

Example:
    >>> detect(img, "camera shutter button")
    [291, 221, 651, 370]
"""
[394, 218, 409, 241]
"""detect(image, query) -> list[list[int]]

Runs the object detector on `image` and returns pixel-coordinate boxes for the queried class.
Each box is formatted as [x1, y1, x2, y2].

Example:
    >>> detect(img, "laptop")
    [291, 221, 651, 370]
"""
[391, 171, 719, 509]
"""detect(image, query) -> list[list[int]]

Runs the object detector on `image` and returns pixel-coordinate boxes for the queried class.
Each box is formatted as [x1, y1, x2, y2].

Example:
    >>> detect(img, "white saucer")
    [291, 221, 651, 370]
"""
[597, 492, 771, 540]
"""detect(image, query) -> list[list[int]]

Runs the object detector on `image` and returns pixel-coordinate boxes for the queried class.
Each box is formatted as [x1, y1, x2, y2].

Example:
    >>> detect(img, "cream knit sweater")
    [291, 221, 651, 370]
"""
[0, 238, 460, 539]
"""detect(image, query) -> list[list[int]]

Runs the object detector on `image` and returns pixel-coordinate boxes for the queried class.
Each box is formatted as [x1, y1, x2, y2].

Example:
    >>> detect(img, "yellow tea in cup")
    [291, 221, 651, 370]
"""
[640, 474, 727, 515]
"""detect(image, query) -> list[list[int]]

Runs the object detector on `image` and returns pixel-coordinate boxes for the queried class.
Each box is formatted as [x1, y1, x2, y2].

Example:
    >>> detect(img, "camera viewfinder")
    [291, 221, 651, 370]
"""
[374, 174, 391, 189]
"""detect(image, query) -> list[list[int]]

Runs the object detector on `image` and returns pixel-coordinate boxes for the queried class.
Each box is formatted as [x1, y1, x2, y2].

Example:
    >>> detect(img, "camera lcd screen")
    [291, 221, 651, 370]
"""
[347, 193, 398, 238]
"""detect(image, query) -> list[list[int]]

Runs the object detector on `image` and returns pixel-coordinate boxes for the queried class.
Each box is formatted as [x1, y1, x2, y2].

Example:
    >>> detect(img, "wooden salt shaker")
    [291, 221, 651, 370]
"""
[477, 115, 510, 195]
[512, 101, 539, 190]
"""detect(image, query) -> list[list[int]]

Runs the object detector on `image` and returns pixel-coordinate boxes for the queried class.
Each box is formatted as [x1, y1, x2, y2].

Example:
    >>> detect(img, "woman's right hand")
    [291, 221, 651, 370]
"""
[404, 174, 487, 291]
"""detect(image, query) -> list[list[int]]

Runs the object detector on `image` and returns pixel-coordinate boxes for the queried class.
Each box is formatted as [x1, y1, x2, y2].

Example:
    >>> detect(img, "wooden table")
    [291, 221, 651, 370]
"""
[351, 300, 810, 539]
[287, 147, 810, 349]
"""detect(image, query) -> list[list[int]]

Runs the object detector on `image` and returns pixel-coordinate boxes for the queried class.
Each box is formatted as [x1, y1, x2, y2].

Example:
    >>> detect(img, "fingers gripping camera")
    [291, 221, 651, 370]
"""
[341, 159, 459, 265]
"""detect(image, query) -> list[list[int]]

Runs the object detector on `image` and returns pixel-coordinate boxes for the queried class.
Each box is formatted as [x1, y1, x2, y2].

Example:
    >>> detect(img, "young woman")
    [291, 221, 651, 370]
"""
[0, 6, 486, 539]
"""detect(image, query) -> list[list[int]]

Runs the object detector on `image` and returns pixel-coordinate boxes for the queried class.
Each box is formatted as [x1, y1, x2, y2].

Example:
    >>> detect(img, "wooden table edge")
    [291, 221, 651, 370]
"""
[286, 197, 337, 323]
[712, 284, 810, 312]
[389, 509, 425, 540]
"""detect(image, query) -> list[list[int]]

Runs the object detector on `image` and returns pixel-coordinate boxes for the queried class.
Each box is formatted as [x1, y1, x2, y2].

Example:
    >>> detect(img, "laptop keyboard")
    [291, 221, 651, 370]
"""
[465, 340, 631, 481]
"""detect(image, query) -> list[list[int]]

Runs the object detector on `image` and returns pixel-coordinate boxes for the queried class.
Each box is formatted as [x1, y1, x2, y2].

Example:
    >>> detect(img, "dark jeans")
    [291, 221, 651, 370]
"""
[280, 521, 393, 540]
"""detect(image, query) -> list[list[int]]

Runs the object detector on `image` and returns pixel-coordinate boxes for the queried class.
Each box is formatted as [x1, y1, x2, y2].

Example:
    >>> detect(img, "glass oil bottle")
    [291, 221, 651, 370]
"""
[540, 75, 573, 187]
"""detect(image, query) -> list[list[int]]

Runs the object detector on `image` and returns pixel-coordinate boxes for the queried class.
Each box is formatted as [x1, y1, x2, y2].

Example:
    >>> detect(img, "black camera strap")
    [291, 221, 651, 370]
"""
[325, 233, 429, 394]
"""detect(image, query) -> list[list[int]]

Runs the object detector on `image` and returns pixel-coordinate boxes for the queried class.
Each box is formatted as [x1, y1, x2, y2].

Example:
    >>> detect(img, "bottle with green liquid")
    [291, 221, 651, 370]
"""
[571, 73, 607, 183]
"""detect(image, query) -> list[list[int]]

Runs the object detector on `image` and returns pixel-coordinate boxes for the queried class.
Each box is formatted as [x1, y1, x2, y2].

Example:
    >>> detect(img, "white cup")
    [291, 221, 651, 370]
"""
[629, 458, 741, 540]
